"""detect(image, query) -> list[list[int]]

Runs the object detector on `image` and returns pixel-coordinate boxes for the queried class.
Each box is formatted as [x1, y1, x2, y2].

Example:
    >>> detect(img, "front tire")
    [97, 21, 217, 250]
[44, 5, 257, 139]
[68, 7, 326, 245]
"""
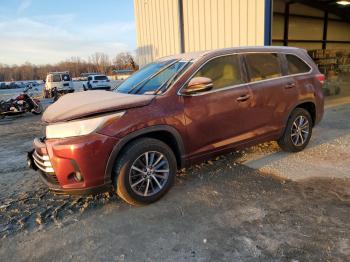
[113, 138, 177, 206]
[32, 101, 43, 115]
[278, 108, 312, 152]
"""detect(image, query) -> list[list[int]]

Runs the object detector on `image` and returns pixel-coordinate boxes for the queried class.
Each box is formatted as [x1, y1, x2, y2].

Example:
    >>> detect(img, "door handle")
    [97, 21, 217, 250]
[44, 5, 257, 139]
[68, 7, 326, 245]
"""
[285, 82, 296, 89]
[236, 94, 251, 102]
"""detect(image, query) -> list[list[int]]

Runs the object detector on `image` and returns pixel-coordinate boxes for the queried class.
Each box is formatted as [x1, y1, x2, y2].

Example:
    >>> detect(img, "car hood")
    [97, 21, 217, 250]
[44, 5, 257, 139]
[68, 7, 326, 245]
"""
[42, 90, 155, 123]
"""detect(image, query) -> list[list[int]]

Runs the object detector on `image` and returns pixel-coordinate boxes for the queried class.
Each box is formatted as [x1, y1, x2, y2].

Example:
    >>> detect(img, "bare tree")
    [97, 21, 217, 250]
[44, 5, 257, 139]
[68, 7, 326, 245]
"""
[89, 52, 110, 74]
[0, 51, 138, 83]
[113, 52, 138, 70]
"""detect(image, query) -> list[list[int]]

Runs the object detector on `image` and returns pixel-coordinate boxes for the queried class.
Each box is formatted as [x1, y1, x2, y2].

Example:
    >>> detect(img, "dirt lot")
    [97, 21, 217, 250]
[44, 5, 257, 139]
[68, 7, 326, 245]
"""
[0, 98, 349, 261]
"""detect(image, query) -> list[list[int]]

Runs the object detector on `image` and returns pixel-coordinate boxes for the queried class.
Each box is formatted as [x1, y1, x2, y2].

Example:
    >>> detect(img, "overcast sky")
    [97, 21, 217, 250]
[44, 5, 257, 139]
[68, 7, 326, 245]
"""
[0, 0, 136, 65]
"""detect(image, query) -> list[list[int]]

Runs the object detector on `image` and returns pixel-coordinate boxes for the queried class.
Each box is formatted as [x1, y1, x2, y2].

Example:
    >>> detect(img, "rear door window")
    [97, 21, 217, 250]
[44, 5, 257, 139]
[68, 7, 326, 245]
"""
[193, 55, 244, 90]
[286, 54, 311, 74]
[245, 53, 282, 82]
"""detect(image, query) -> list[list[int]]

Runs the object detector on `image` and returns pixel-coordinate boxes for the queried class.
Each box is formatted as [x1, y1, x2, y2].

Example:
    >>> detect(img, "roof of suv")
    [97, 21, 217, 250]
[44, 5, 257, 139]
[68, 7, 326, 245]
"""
[157, 46, 304, 62]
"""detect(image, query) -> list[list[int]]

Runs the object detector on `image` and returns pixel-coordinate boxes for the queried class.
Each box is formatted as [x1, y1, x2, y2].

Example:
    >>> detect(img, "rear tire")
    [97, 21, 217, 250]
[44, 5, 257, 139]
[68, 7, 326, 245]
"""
[113, 138, 177, 206]
[278, 108, 312, 152]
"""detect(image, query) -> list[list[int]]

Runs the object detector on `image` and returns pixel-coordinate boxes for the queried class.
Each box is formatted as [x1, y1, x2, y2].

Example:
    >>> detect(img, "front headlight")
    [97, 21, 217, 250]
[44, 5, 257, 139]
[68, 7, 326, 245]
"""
[46, 111, 125, 139]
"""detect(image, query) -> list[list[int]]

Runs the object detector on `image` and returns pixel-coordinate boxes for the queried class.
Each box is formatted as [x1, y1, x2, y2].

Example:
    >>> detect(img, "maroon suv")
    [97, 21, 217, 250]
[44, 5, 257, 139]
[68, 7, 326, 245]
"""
[28, 46, 324, 205]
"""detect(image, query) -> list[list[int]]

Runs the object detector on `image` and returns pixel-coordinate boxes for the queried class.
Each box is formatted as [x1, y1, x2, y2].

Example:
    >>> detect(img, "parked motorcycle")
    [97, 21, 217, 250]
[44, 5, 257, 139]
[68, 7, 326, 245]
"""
[0, 85, 43, 118]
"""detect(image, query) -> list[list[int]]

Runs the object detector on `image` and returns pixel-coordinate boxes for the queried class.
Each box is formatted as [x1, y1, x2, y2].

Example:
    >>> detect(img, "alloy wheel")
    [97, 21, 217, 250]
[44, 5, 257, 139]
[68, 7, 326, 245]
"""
[290, 115, 310, 146]
[129, 151, 170, 197]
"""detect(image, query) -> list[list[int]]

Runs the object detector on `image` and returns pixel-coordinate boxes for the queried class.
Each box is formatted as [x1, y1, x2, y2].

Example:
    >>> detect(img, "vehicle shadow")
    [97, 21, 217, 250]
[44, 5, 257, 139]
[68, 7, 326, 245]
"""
[241, 100, 350, 172]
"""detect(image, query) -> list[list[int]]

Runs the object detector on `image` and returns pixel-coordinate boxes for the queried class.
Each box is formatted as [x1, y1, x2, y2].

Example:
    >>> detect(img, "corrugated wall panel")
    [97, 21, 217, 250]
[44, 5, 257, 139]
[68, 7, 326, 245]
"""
[134, 0, 265, 65]
[182, 0, 265, 51]
[134, 0, 180, 66]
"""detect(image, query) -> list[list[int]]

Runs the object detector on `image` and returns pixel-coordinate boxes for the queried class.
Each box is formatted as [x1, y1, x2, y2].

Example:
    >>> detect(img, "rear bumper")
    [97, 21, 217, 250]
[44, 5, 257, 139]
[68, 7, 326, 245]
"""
[28, 134, 118, 195]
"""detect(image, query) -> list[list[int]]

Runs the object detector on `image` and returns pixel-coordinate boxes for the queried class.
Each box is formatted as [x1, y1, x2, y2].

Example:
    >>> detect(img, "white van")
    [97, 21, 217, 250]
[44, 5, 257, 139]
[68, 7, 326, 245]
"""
[45, 72, 74, 97]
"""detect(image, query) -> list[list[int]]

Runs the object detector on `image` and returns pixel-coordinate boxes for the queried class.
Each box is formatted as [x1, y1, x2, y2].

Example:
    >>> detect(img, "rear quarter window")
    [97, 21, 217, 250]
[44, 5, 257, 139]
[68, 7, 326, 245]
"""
[245, 53, 282, 82]
[286, 54, 311, 75]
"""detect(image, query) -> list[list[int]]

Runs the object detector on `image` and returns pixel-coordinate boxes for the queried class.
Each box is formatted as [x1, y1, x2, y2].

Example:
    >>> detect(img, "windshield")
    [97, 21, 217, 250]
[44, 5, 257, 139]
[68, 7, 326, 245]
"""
[116, 59, 189, 95]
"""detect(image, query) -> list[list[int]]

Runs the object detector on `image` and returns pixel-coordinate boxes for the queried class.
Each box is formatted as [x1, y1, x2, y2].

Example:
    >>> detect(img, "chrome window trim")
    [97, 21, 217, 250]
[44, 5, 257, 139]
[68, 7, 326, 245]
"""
[177, 51, 313, 97]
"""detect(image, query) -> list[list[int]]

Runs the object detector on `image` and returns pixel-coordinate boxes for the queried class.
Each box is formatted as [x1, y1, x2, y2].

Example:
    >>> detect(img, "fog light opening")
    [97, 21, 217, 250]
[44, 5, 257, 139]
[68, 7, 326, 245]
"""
[72, 172, 83, 182]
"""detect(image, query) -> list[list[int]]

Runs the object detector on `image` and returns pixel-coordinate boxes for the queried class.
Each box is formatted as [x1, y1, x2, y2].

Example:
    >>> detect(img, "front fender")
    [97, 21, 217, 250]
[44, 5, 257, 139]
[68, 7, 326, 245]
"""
[104, 125, 186, 183]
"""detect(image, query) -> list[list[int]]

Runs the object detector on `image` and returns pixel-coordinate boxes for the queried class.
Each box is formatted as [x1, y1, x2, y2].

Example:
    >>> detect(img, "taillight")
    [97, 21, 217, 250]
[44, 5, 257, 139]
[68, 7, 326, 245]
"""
[316, 74, 325, 85]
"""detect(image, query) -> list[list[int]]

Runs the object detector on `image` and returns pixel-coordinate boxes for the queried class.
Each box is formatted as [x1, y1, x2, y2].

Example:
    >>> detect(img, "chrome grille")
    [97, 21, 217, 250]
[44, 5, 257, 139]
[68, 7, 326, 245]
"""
[32, 150, 59, 185]
[33, 151, 53, 173]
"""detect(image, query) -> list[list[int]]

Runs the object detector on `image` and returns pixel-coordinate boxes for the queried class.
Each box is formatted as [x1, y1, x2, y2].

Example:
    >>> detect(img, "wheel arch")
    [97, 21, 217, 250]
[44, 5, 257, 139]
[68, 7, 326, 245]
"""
[294, 101, 316, 126]
[284, 100, 316, 129]
[104, 125, 186, 183]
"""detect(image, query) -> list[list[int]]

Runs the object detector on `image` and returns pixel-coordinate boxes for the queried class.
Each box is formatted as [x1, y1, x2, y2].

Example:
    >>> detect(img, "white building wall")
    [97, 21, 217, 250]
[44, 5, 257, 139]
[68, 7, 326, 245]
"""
[183, 0, 265, 52]
[134, 0, 266, 66]
[134, 0, 181, 66]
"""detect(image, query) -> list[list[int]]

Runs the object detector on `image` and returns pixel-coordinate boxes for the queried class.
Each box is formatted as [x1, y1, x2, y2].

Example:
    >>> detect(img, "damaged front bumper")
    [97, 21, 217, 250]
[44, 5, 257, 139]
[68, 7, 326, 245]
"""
[27, 136, 114, 195]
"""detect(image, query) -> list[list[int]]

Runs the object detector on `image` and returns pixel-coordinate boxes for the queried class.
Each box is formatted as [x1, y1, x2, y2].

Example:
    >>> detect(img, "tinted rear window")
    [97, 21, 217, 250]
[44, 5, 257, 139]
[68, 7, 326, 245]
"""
[62, 74, 71, 81]
[245, 53, 282, 82]
[286, 54, 311, 75]
[95, 76, 108, 80]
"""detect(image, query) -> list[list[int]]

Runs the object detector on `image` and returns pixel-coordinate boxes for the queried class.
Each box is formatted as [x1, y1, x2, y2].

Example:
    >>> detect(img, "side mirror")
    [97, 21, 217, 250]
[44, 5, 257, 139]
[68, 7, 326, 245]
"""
[182, 77, 213, 95]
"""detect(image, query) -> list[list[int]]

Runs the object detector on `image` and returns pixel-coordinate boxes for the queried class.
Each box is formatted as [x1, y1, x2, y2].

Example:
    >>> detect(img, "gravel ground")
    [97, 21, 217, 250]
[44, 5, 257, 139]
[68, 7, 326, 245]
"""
[242, 99, 350, 180]
[0, 97, 349, 261]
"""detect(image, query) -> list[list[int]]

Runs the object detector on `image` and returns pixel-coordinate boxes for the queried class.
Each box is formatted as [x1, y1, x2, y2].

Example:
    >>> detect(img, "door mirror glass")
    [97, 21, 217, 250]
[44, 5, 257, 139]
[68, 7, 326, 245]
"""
[183, 77, 213, 95]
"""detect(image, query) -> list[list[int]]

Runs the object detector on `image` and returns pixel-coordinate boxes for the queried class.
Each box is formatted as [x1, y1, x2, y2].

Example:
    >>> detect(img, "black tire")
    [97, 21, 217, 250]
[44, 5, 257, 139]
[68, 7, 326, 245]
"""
[278, 108, 313, 152]
[113, 138, 177, 206]
[53, 93, 59, 102]
[32, 101, 43, 115]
